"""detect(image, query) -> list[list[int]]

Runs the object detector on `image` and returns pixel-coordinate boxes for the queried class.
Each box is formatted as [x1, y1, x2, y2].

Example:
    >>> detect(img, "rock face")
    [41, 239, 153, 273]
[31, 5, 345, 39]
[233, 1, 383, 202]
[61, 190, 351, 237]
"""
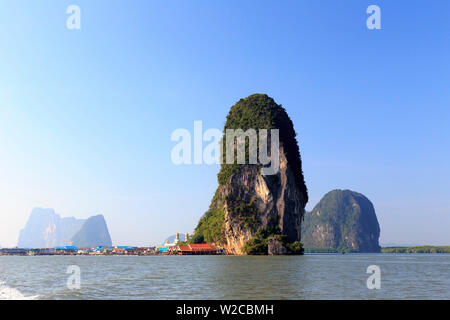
[192, 94, 308, 255]
[301, 190, 381, 253]
[267, 237, 288, 255]
[71, 215, 112, 248]
[18, 208, 112, 248]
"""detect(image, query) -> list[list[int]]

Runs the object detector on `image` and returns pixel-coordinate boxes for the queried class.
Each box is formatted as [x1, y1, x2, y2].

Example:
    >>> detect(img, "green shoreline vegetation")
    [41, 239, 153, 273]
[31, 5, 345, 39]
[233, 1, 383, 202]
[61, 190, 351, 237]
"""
[303, 246, 450, 254]
[242, 226, 304, 255]
[381, 246, 450, 253]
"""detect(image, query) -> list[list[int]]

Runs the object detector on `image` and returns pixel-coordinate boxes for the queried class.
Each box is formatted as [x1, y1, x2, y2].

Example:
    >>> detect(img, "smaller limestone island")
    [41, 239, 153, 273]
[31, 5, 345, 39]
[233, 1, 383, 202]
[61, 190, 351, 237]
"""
[190, 94, 309, 255]
[70, 215, 112, 248]
[301, 189, 381, 253]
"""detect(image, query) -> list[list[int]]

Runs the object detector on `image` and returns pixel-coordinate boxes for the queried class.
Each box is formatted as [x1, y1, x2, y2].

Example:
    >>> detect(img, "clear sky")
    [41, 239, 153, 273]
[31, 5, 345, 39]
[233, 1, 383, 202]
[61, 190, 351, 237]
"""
[0, 1, 449, 247]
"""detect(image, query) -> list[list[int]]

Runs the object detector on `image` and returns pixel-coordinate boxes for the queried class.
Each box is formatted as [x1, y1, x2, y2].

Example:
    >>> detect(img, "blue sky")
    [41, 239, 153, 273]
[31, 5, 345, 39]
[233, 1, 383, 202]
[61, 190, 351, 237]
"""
[0, 1, 449, 247]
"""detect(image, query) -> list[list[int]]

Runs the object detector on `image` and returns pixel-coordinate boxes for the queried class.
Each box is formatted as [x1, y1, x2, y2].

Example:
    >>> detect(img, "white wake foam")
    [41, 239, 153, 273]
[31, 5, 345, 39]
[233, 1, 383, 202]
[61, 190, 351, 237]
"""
[0, 281, 38, 300]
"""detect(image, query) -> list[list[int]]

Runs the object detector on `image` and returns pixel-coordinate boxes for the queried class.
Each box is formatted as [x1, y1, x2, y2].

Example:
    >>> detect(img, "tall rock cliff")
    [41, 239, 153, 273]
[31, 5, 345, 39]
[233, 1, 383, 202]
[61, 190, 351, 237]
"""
[192, 94, 308, 255]
[301, 190, 381, 253]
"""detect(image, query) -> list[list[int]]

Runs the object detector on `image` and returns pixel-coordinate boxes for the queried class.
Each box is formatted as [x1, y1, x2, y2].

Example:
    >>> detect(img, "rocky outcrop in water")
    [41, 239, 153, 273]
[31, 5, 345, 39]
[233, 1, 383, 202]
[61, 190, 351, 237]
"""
[18, 208, 112, 248]
[191, 94, 308, 255]
[301, 190, 381, 253]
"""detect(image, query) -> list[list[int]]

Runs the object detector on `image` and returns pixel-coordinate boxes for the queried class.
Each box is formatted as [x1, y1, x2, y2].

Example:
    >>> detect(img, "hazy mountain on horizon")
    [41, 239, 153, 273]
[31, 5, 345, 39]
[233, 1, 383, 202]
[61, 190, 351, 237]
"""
[164, 233, 187, 245]
[18, 208, 112, 248]
[18, 208, 85, 248]
[70, 215, 112, 248]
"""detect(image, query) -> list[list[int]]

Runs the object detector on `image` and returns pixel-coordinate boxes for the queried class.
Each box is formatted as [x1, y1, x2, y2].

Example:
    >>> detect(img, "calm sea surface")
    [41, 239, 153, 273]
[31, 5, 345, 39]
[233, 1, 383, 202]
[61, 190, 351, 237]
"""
[0, 254, 449, 300]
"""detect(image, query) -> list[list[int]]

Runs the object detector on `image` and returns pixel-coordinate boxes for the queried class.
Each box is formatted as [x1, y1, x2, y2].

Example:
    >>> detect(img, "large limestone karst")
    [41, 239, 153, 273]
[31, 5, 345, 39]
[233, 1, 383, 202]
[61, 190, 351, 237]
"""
[301, 189, 381, 253]
[191, 94, 308, 255]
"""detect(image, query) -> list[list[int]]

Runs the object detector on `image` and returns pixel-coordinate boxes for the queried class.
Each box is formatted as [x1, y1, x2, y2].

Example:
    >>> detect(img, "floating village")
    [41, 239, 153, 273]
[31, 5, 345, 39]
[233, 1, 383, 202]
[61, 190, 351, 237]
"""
[0, 233, 225, 256]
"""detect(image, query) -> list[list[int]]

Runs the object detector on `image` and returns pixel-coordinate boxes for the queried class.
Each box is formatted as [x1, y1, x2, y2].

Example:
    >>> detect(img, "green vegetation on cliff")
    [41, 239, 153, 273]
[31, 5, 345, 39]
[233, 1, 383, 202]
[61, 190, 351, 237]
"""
[227, 195, 259, 230]
[191, 190, 225, 244]
[217, 94, 308, 201]
[382, 246, 450, 253]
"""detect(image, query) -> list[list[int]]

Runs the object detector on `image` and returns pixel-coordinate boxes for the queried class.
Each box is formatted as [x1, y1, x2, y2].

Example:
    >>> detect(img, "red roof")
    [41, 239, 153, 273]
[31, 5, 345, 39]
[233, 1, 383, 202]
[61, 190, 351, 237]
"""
[176, 244, 216, 252]
[189, 244, 216, 251]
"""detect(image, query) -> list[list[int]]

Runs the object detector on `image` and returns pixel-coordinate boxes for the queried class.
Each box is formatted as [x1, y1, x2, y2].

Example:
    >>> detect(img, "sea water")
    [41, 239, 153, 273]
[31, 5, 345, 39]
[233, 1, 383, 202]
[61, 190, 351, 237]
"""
[0, 254, 448, 300]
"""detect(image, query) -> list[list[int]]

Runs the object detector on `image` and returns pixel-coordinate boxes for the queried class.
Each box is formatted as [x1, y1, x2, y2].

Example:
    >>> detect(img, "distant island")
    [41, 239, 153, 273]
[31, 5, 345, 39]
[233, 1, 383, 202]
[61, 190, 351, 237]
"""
[381, 246, 450, 254]
[302, 190, 381, 253]
[18, 208, 112, 248]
